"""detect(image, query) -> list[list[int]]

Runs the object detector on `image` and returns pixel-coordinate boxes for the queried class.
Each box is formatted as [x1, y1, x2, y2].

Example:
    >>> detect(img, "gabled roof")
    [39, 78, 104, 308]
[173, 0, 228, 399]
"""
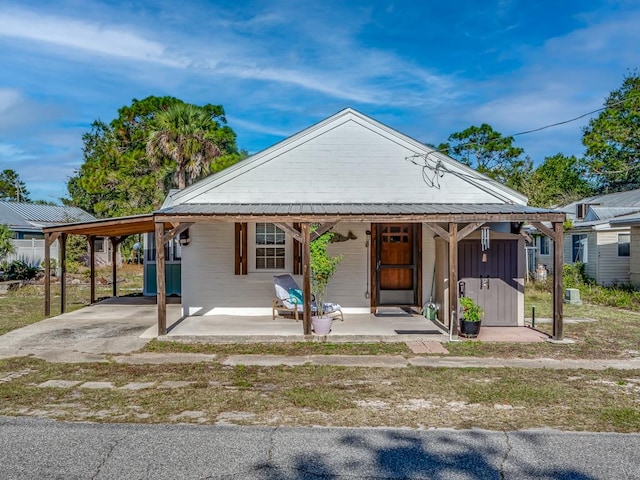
[0, 202, 96, 232]
[163, 108, 528, 209]
[564, 188, 640, 218]
[583, 206, 640, 222]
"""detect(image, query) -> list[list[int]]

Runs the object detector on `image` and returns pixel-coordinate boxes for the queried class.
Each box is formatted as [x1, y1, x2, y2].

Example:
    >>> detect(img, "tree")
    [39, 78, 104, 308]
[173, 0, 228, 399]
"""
[440, 124, 527, 185]
[146, 103, 222, 190]
[528, 154, 594, 207]
[67, 96, 242, 218]
[0, 224, 14, 260]
[582, 73, 640, 192]
[0, 169, 30, 202]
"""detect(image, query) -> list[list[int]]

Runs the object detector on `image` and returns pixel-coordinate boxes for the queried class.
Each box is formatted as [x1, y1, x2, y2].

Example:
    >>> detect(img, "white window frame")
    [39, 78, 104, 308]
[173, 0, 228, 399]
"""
[572, 233, 588, 264]
[538, 236, 550, 256]
[618, 233, 630, 257]
[248, 223, 290, 273]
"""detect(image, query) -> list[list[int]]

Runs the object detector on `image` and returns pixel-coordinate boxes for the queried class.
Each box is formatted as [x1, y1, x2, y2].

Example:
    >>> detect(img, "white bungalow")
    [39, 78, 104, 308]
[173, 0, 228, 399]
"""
[42, 109, 566, 339]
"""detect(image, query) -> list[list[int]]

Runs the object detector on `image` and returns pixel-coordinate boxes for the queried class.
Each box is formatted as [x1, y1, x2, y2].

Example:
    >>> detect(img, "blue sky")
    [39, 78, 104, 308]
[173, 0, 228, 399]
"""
[0, 1, 639, 202]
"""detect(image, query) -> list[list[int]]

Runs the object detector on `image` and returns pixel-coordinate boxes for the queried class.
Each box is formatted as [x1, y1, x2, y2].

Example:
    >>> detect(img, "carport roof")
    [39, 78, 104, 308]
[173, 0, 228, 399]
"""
[41, 214, 162, 237]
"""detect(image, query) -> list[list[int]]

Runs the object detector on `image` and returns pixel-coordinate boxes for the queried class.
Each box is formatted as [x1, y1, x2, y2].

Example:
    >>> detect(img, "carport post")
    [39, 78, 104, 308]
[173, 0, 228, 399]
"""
[60, 233, 67, 314]
[110, 237, 118, 297]
[552, 222, 564, 340]
[44, 232, 51, 317]
[88, 235, 96, 304]
[155, 222, 167, 336]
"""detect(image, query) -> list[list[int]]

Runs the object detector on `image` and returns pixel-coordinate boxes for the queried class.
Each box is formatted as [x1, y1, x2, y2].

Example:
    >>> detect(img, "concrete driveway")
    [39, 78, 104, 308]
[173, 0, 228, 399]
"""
[0, 297, 182, 363]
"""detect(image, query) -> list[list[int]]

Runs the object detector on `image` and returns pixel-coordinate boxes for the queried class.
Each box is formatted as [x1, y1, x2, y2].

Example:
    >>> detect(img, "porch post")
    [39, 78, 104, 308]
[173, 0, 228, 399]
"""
[44, 232, 51, 317]
[155, 222, 167, 336]
[552, 222, 564, 340]
[88, 236, 96, 304]
[301, 223, 312, 335]
[448, 223, 458, 334]
[60, 233, 67, 314]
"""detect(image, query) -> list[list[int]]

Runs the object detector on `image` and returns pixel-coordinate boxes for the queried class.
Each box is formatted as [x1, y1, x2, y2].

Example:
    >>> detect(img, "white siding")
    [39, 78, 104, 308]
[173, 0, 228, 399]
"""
[182, 222, 439, 317]
[564, 229, 630, 285]
[183, 120, 512, 205]
[181, 222, 372, 316]
[596, 229, 630, 285]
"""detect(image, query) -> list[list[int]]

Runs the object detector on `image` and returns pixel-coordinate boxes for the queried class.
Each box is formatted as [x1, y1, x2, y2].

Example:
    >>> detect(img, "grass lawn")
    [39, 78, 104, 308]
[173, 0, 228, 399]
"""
[1, 274, 639, 432]
[0, 356, 638, 431]
[2, 271, 639, 360]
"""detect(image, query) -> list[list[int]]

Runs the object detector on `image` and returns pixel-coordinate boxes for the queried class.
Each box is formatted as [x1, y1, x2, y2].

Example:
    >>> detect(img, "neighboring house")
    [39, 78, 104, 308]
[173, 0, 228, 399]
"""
[530, 189, 640, 286]
[42, 109, 566, 338]
[0, 201, 114, 266]
[609, 214, 640, 285]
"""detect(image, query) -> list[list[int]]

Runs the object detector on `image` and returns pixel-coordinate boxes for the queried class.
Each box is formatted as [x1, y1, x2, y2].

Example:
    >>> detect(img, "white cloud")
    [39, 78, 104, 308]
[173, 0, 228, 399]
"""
[0, 8, 183, 67]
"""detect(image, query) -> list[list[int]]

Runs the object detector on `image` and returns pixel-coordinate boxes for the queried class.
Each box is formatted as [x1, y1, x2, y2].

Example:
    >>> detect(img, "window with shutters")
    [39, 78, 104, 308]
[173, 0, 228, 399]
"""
[254, 223, 287, 270]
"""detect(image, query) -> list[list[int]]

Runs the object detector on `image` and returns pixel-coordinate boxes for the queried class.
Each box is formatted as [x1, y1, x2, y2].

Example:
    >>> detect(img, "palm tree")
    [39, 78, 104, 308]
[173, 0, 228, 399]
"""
[146, 104, 222, 190]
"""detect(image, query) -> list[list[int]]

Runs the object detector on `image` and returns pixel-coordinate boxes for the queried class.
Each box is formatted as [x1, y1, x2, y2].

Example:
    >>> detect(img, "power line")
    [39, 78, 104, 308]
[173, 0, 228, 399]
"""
[509, 95, 639, 137]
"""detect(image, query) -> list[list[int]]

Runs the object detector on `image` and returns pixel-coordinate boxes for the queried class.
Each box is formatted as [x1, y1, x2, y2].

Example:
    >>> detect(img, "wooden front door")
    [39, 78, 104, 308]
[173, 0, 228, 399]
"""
[458, 240, 519, 326]
[374, 223, 420, 306]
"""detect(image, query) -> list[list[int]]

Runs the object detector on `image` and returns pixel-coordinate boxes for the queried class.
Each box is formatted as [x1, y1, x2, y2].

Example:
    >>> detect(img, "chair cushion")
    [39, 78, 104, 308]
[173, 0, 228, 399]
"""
[322, 303, 342, 314]
[288, 288, 303, 304]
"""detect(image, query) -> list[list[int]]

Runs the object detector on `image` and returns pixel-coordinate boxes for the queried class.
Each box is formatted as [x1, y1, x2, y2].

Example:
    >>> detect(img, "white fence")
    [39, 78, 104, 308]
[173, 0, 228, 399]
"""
[5, 239, 60, 266]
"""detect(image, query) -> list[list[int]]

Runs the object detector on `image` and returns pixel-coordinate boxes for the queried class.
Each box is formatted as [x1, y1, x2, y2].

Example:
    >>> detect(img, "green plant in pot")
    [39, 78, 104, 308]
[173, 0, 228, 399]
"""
[309, 229, 343, 334]
[459, 296, 484, 338]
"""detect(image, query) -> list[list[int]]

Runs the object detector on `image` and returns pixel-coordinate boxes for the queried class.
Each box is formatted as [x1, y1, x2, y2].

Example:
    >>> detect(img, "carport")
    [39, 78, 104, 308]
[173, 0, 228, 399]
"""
[41, 214, 186, 316]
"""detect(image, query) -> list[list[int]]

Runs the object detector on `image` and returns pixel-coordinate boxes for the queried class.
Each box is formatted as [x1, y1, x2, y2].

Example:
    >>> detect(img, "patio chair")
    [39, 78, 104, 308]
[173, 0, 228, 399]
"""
[272, 274, 344, 321]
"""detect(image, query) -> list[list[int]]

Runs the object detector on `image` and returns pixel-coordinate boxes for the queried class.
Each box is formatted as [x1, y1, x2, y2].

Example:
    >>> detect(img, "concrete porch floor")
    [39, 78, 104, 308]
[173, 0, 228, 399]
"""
[146, 310, 451, 343]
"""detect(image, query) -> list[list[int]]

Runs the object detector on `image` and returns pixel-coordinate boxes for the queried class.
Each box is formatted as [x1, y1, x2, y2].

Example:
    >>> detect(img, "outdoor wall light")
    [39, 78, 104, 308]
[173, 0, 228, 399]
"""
[179, 229, 190, 246]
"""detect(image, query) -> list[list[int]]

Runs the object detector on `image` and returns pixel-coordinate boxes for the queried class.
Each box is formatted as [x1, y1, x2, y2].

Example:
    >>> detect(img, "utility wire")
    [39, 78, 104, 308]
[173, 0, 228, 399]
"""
[407, 94, 640, 180]
[509, 95, 639, 137]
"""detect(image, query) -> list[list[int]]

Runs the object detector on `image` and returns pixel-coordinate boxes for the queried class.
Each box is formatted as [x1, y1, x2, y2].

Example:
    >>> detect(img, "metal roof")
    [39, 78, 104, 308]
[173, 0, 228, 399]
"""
[42, 214, 162, 237]
[41, 203, 564, 238]
[160, 202, 561, 217]
[563, 188, 640, 211]
[0, 201, 96, 232]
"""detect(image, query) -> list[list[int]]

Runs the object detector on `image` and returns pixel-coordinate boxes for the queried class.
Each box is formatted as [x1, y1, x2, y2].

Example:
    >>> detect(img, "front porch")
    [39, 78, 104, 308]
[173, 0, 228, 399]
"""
[146, 309, 450, 343]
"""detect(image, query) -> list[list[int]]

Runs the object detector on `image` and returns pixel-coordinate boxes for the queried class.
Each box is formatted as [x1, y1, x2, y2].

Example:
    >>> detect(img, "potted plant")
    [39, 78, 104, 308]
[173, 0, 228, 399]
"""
[459, 296, 483, 338]
[309, 229, 343, 334]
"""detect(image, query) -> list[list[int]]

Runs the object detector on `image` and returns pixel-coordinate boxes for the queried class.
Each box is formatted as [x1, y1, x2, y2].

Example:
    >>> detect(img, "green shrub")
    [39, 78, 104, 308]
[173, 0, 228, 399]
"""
[562, 262, 595, 288]
[5, 260, 40, 281]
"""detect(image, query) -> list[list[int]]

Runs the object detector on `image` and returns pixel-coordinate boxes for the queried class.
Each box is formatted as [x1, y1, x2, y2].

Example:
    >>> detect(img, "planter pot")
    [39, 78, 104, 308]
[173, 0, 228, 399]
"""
[459, 319, 482, 338]
[311, 315, 332, 335]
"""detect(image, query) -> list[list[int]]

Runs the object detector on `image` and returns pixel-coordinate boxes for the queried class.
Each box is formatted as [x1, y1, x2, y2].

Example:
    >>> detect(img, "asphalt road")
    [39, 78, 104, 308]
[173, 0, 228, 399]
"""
[0, 417, 638, 479]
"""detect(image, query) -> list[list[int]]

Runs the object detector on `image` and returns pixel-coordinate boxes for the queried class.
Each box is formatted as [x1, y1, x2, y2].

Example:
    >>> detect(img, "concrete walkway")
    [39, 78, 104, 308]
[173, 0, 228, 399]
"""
[109, 352, 640, 370]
